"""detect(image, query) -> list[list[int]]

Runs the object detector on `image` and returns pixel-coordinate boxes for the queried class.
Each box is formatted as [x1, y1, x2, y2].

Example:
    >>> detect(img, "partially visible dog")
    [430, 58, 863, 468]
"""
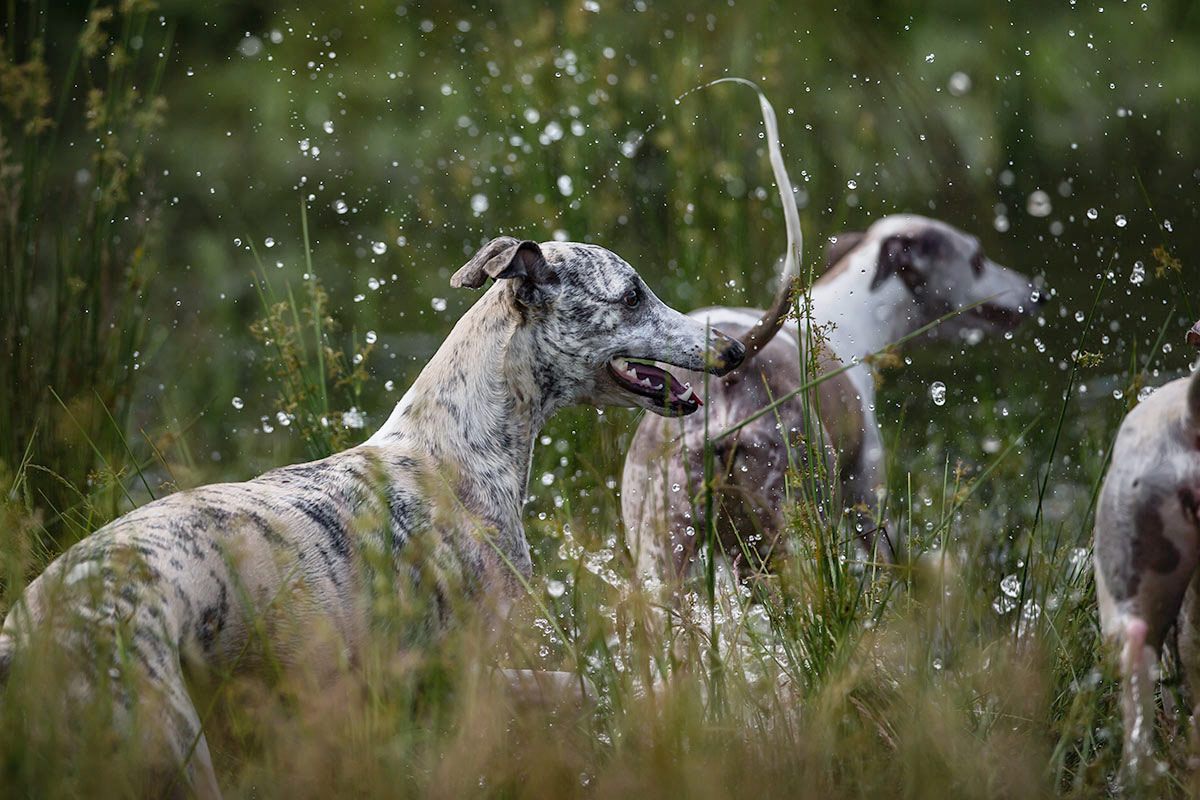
[0, 236, 744, 798]
[1094, 319, 1200, 781]
[622, 214, 1041, 579]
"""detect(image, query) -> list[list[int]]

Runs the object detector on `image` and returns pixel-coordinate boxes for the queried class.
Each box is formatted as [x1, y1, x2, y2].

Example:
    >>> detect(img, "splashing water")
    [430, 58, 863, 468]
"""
[930, 381, 947, 406]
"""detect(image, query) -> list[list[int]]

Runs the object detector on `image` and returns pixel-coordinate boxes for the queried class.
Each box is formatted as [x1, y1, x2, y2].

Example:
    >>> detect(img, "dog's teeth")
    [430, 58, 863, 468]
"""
[679, 385, 695, 402]
[640, 377, 654, 388]
[613, 357, 628, 371]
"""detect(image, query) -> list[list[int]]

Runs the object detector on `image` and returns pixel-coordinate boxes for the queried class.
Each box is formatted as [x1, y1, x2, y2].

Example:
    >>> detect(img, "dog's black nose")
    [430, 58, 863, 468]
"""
[710, 333, 745, 375]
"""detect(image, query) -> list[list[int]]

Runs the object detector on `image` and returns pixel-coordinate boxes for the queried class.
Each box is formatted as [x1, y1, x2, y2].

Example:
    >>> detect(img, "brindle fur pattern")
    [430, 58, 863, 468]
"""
[622, 214, 1041, 579]
[0, 237, 744, 798]
[1093, 328, 1200, 778]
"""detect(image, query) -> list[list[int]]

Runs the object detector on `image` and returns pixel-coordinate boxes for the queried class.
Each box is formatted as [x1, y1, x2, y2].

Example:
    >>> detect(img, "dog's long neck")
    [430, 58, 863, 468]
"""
[808, 248, 914, 362]
[366, 285, 560, 566]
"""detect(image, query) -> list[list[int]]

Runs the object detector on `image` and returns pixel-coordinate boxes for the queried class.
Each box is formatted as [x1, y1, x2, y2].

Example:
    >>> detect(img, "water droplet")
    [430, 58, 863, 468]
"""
[1128, 260, 1145, 285]
[1115, 214, 1128, 228]
[1137, 386, 1154, 402]
[333, 199, 348, 214]
[431, 297, 447, 312]
[264, 237, 276, 248]
[925, 52, 935, 63]
[322, 120, 334, 134]
[557, 175, 574, 196]
[276, 411, 291, 427]
[1086, 207, 1098, 220]
[947, 71, 971, 96]
[365, 330, 377, 344]
[547, 579, 566, 598]
[342, 407, 365, 429]
[930, 381, 947, 406]
[353, 293, 366, 303]
[470, 194, 489, 216]
[1074, 311, 1086, 323]
[384, 379, 395, 392]
[231, 396, 244, 409]
[540, 472, 555, 486]
[846, 179, 857, 190]
[1000, 574, 1021, 598]
[372, 241, 386, 255]
[1026, 189, 1052, 217]
[992, 595, 1018, 614]
[367, 277, 381, 290]
[671, 483, 681, 492]
[1112, 388, 1124, 400]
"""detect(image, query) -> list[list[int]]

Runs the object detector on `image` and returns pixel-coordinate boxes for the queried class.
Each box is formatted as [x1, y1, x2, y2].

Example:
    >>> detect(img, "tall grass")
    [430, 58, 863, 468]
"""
[0, 0, 170, 553]
[3, 230, 1187, 798]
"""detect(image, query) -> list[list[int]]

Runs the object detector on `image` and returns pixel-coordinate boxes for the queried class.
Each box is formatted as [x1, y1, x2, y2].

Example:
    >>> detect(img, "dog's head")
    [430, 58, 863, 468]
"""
[453, 237, 744, 416]
[827, 214, 1043, 340]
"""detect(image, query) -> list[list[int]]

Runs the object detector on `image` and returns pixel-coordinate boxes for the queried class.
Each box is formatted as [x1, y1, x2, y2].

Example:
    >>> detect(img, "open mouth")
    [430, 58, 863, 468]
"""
[607, 356, 701, 414]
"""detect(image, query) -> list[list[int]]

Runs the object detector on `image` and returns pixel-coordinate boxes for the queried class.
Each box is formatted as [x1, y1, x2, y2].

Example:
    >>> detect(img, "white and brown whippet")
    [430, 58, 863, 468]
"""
[621, 214, 1041, 579]
[1094, 319, 1200, 782]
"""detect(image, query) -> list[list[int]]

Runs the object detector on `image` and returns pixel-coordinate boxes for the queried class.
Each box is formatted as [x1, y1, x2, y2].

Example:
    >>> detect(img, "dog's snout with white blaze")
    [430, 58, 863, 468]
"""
[451, 236, 744, 417]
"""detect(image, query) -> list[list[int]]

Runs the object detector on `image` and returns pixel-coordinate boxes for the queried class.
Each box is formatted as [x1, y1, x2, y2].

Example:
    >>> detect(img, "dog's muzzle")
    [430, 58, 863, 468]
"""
[605, 329, 745, 416]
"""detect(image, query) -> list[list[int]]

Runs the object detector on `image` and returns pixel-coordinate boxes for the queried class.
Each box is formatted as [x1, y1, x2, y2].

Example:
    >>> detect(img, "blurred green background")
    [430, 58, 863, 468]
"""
[3, 0, 1198, 549]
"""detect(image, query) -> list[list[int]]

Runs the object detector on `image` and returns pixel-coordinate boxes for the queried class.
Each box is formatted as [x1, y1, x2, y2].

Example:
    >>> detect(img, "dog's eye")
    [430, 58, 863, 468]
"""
[621, 288, 640, 308]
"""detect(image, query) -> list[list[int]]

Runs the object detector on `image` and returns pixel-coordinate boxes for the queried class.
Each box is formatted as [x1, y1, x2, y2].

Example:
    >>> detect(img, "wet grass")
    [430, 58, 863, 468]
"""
[2, 194, 1195, 797]
[1, 353, 1190, 799]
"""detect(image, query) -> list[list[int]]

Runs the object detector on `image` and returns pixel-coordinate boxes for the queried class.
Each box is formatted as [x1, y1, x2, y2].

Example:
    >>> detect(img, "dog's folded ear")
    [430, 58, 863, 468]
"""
[824, 231, 866, 270]
[871, 233, 919, 291]
[452, 237, 559, 305]
[451, 236, 521, 288]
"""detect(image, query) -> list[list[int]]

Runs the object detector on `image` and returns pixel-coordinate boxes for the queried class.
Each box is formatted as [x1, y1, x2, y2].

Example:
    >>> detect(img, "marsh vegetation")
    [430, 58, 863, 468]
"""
[2, 1, 1199, 796]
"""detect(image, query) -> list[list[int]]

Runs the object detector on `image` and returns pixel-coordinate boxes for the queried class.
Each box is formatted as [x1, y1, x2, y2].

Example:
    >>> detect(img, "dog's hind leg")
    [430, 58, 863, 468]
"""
[96, 610, 224, 800]
[1117, 614, 1157, 780]
[155, 671, 222, 800]
[1176, 574, 1200, 772]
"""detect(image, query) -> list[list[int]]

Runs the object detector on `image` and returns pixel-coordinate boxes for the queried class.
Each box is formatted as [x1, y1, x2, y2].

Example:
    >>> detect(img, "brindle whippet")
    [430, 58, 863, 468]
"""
[0, 237, 744, 798]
